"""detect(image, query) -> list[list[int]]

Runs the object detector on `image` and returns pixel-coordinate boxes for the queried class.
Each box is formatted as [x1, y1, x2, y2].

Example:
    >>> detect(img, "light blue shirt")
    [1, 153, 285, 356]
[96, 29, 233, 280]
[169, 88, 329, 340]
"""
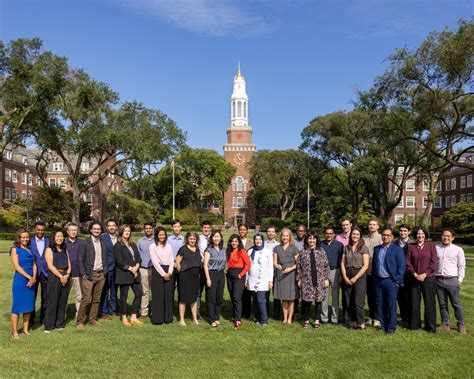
[264, 240, 280, 252]
[377, 244, 390, 278]
[36, 237, 45, 257]
[136, 236, 154, 268]
[167, 235, 185, 260]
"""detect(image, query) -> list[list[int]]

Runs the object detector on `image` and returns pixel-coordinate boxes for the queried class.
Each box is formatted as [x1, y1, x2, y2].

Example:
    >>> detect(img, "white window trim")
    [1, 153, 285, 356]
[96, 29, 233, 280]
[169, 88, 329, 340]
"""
[405, 196, 415, 208]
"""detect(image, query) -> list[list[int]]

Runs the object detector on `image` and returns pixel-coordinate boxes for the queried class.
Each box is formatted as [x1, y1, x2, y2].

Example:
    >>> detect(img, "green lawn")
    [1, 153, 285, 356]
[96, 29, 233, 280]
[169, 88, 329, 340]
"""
[0, 254, 473, 378]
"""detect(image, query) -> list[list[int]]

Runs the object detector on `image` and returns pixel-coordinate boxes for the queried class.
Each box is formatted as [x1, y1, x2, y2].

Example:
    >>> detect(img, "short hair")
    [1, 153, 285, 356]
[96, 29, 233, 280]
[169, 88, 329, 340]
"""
[399, 223, 411, 231]
[143, 221, 154, 228]
[171, 219, 181, 226]
[118, 224, 134, 246]
[340, 218, 352, 224]
[209, 230, 224, 249]
[323, 226, 335, 233]
[412, 225, 429, 239]
[368, 217, 379, 225]
[303, 229, 321, 249]
[200, 220, 212, 227]
[296, 224, 307, 230]
[66, 222, 78, 230]
[266, 225, 276, 232]
[184, 231, 199, 245]
[154, 226, 168, 246]
[106, 218, 117, 226]
[48, 230, 66, 253]
[14, 229, 30, 247]
[382, 227, 393, 235]
[280, 228, 294, 245]
[34, 221, 46, 228]
[238, 223, 248, 230]
[349, 227, 365, 250]
[441, 227, 456, 237]
[89, 221, 103, 233]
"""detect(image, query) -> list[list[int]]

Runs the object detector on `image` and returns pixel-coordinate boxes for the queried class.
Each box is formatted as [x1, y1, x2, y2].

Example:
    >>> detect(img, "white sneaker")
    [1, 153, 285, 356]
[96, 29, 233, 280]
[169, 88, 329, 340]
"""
[373, 320, 381, 328]
[44, 330, 51, 334]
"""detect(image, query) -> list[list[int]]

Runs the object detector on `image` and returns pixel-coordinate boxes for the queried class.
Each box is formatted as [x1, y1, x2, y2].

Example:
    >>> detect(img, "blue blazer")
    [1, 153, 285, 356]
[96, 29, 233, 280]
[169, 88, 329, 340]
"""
[100, 233, 116, 271]
[373, 243, 406, 286]
[30, 236, 50, 278]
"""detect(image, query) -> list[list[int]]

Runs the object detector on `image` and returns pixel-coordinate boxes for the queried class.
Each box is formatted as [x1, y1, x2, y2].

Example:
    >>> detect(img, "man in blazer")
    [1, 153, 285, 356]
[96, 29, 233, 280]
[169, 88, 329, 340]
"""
[373, 228, 406, 335]
[76, 221, 108, 331]
[394, 223, 413, 327]
[99, 219, 118, 320]
[30, 221, 49, 326]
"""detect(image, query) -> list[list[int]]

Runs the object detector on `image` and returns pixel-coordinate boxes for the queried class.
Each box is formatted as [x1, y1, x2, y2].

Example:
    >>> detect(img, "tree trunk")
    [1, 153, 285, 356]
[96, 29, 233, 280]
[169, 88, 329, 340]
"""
[71, 187, 81, 224]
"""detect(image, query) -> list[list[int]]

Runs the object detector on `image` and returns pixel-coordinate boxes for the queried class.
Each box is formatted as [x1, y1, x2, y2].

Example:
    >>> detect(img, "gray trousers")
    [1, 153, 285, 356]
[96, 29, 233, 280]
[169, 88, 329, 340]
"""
[436, 276, 464, 327]
[321, 268, 340, 323]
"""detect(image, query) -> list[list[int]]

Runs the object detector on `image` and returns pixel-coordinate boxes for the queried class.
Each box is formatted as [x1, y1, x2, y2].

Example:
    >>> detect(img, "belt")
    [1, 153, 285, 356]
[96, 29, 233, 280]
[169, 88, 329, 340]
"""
[330, 266, 339, 270]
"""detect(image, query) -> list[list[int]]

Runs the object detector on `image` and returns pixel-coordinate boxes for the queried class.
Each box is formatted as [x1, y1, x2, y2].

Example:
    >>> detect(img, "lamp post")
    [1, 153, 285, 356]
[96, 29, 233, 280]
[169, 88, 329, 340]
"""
[172, 159, 175, 220]
[25, 167, 30, 230]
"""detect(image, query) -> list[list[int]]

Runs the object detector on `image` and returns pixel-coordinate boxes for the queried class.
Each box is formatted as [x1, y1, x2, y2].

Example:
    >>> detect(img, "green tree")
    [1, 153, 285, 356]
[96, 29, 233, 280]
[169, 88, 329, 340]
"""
[105, 192, 154, 226]
[442, 202, 474, 233]
[250, 150, 313, 221]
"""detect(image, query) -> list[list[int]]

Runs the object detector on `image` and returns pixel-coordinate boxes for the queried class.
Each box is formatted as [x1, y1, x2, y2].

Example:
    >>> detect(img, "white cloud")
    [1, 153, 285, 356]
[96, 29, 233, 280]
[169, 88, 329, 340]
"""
[117, 0, 273, 37]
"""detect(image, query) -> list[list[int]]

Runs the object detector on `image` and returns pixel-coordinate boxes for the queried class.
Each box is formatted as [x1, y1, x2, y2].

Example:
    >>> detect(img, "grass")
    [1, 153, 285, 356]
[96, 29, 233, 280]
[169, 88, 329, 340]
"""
[0, 252, 473, 378]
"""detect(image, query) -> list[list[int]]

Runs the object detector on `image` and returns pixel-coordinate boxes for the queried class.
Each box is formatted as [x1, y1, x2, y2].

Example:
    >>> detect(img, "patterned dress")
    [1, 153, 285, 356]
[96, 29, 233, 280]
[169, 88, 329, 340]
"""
[297, 247, 330, 302]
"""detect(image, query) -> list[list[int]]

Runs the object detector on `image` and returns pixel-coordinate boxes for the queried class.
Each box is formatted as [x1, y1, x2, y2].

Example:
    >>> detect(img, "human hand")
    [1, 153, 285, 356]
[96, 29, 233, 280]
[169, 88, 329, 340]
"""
[207, 279, 212, 288]
[344, 277, 352, 285]
[323, 279, 329, 289]
[269, 282, 273, 289]
[350, 277, 357, 285]
[297, 280, 301, 288]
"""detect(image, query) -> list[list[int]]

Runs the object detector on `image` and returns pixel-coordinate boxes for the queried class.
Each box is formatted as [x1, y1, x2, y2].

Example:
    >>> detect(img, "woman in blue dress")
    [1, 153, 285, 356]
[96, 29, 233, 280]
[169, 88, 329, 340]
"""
[10, 229, 37, 341]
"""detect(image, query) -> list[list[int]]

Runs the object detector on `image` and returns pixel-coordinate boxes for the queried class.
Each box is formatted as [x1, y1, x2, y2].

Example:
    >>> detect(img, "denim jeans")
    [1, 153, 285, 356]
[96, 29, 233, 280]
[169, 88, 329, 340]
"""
[253, 291, 269, 324]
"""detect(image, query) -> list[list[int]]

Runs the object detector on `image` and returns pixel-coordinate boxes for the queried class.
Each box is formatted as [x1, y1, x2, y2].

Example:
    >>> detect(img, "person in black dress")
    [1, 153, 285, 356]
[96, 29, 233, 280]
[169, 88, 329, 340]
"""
[44, 230, 71, 333]
[113, 225, 143, 326]
[176, 231, 202, 326]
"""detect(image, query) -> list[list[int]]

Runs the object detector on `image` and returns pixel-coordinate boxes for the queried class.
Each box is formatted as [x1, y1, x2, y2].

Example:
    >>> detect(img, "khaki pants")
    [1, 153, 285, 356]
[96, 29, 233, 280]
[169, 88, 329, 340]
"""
[71, 277, 82, 317]
[140, 268, 151, 316]
[77, 271, 105, 324]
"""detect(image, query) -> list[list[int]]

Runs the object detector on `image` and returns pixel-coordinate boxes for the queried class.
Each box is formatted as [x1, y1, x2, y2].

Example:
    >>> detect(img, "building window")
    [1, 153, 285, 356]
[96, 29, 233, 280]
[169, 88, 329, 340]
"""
[397, 197, 404, 207]
[36, 176, 41, 185]
[394, 214, 404, 224]
[467, 174, 472, 188]
[423, 180, 430, 191]
[22, 173, 27, 184]
[243, 101, 247, 118]
[5, 187, 11, 200]
[434, 196, 441, 208]
[236, 176, 243, 191]
[232, 101, 235, 118]
[460, 176, 466, 188]
[451, 195, 456, 205]
[53, 162, 64, 172]
[460, 194, 466, 202]
[5, 168, 11, 182]
[423, 196, 428, 208]
[237, 101, 242, 117]
[12, 170, 17, 183]
[406, 180, 415, 191]
[467, 193, 473, 202]
[406, 196, 415, 208]
[49, 178, 57, 187]
[451, 178, 457, 190]
[4, 150, 12, 160]
[236, 196, 244, 208]
[22, 156, 28, 165]
[12, 189, 18, 201]
[445, 179, 451, 191]
[27, 174, 32, 185]
[59, 179, 66, 188]
[445, 196, 451, 208]
[81, 162, 90, 172]
[435, 181, 442, 191]
[213, 200, 220, 208]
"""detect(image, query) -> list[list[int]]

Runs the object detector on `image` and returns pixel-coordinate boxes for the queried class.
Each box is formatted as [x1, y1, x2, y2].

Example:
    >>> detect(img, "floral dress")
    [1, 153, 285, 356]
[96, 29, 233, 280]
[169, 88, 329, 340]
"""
[296, 247, 330, 302]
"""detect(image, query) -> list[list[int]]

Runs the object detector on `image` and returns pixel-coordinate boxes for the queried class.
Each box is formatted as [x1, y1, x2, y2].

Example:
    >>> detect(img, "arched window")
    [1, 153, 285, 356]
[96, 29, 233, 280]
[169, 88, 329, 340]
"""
[232, 101, 236, 119]
[243, 101, 247, 118]
[236, 176, 243, 191]
[237, 101, 242, 117]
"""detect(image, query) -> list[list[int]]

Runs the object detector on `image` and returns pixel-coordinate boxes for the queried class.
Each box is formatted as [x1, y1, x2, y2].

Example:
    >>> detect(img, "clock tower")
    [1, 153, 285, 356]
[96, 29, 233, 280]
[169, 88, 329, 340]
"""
[223, 65, 256, 226]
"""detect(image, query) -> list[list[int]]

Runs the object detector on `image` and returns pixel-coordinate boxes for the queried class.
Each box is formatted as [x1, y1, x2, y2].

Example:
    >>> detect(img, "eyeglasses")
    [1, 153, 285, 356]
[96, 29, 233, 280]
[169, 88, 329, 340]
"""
[382, 234, 393, 237]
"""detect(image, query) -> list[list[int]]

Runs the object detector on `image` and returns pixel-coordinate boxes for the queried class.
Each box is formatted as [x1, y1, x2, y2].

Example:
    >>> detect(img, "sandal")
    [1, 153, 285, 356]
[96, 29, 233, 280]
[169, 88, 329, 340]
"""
[303, 321, 310, 328]
[314, 323, 321, 330]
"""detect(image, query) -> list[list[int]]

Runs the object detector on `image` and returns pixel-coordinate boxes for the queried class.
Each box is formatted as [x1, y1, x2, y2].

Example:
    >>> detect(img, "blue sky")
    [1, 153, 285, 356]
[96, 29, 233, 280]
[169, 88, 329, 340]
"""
[1, 0, 471, 151]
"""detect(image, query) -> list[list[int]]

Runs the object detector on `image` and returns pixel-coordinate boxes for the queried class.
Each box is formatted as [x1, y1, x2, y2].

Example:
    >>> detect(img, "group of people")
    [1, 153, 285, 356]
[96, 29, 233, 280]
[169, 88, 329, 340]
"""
[9, 217, 467, 340]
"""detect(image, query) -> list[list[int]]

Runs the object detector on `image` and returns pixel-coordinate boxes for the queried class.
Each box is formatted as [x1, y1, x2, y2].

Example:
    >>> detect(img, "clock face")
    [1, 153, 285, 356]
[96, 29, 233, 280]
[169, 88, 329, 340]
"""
[233, 153, 246, 166]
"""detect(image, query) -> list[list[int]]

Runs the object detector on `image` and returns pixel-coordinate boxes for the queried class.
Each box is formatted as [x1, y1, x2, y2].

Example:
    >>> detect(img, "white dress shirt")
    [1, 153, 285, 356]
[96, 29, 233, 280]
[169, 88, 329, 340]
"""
[436, 243, 466, 283]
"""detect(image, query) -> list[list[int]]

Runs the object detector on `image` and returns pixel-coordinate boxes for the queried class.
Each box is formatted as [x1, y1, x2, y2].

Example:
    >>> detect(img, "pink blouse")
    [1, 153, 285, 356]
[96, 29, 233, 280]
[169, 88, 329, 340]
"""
[149, 243, 174, 277]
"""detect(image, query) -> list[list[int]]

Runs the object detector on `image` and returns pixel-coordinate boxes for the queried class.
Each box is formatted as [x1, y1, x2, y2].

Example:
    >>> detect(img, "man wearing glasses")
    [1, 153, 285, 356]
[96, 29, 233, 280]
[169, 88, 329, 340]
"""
[372, 228, 406, 335]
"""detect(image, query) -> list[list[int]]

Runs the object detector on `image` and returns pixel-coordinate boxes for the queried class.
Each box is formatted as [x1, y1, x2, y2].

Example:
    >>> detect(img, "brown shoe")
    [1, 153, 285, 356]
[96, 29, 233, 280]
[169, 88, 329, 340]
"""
[89, 320, 99, 327]
[439, 324, 451, 332]
[130, 319, 144, 326]
[76, 323, 84, 331]
[122, 318, 132, 327]
[101, 315, 112, 321]
[139, 315, 147, 321]
[458, 325, 467, 334]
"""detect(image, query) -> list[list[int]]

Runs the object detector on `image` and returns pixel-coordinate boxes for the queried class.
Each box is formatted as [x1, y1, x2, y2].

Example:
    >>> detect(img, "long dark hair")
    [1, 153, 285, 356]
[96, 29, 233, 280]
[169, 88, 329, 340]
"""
[209, 230, 224, 250]
[48, 230, 66, 252]
[118, 224, 135, 246]
[14, 229, 30, 248]
[226, 233, 243, 261]
[154, 226, 168, 246]
[304, 229, 321, 249]
[349, 227, 365, 251]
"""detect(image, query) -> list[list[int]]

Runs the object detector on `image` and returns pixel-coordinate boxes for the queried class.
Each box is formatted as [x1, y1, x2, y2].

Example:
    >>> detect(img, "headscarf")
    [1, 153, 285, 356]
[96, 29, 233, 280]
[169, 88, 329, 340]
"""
[250, 233, 265, 261]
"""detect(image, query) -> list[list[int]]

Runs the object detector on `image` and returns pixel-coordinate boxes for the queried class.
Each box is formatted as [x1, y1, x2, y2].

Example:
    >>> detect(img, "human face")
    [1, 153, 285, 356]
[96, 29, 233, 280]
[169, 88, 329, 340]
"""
[54, 231, 65, 247]
[187, 235, 197, 247]
[307, 235, 317, 248]
[20, 232, 30, 248]
[341, 220, 352, 234]
[381, 230, 393, 246]
[230, 238, 240, 250]
[441, 231, 454, 246]
[351, 229, 361, 243]
[157, 230, 166, 243]
[325, 229, 335, 243]
[254, 235, 263, 247]
[416, 229, 426, 244]
[122, 227, 131, 241]
[201, 224, 211, 236]
[107, 221, 117, 235]
[212, 233, 222, 247]
[35, 224, 46, 239]
[368, 221, 379, 234]
[266, 228, 276, 240]
[91, 224, 102, 238]
[144, 225, 153, 238]
[399, 227, 409, 241]
[296, 226, 306, 239]
[280, 231, 290, 245]
[67, 226, 78, 240]
[238, 225, 248, 239]
[172, 222, 182, 236]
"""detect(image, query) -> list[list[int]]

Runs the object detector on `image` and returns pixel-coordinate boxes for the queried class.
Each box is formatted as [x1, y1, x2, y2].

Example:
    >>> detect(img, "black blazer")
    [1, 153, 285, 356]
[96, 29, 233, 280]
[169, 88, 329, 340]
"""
[113, 243, 142, 285]
[78, 237, 108, 280]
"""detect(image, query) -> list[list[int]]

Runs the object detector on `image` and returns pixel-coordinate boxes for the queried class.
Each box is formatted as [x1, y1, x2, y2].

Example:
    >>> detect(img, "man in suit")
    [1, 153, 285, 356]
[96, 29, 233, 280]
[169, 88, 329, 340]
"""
[76, 221, 108, 331]
[394, 223, 413, 327]
[197, 220, 212, 320]
[30, 221, 49, 326]
[99, 219, 118, 320]
[373, 228, 406, 335]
